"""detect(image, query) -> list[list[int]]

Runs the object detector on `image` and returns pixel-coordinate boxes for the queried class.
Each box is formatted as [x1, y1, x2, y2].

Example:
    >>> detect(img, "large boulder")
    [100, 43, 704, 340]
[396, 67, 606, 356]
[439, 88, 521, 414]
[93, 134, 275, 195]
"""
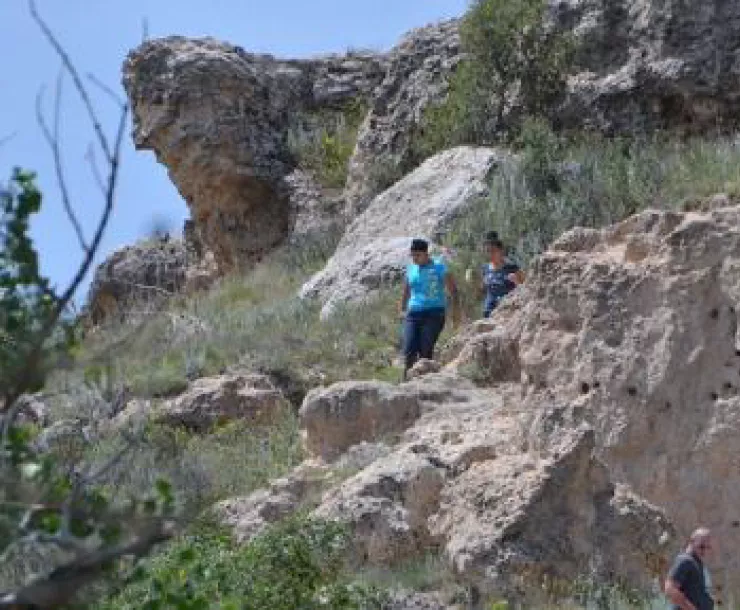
[123, 38, 386, 271]
[429, 429, 673, 601]
[301, 147, 510, 316]
[299, 381, 423, 461]
[85, 237, 187, 325]
[443, 202, 740, 588]
[155, 373, 290, 432]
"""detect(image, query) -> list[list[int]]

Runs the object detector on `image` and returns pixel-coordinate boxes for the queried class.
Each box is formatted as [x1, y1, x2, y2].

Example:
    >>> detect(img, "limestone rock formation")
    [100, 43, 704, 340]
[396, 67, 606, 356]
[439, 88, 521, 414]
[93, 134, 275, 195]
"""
[344, 20, 462, 215]
[429, 429, 672, 600]
[553, 0, 740, 134]
[299, 381, 423, 462]
[86, 237, 187, 325]
[123, 38, 386, 271]
[214, 462, 332, 544]
[122, 1, 740, 277]
[445, 202, 740, 589]
[305, 378, 670, 599]
[301, 147, 509, 316]
[155, 372, 290, 432]
[282, 169, 344, 246]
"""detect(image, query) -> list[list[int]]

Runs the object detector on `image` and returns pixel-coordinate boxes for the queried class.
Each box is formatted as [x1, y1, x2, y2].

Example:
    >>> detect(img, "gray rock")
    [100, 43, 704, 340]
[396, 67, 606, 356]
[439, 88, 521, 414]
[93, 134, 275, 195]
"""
[344, 20, 462, 216]
[85, 237, 187, 324]
[299, 381, 422, 461]
[123, 38, 386, 272]
[155, 373, 290, 432]
[301, 147, 511, 316]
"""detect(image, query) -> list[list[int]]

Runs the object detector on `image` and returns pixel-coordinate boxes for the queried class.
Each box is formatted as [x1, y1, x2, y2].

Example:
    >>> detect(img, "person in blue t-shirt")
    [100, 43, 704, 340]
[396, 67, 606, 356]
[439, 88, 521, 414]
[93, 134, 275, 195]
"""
[398, 238, 460, 381]
[473, 231, 525, 318]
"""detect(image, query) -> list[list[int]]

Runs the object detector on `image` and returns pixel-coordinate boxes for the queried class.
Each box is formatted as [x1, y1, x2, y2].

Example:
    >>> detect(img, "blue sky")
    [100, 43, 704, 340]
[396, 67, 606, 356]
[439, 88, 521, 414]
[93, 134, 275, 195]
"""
[0, 0, 467, 302]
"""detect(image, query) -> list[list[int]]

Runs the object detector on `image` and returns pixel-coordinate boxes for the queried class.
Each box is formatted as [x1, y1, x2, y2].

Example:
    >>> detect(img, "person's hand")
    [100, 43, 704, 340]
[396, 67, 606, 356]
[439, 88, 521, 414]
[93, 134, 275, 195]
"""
[507, 272, 519, 285]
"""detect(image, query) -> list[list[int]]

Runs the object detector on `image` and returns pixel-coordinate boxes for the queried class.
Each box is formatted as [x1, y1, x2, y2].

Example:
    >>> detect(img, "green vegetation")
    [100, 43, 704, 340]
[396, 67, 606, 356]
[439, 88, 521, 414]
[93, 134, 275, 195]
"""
[444, 121, 740, 270]
[0, 168, 73, 394]
[84, 415, 302, 508]
[288, 98, 368, 189]
[97, 516, 386, 610]
[413, 0, 573, 159]
[59, 242, 400, 402]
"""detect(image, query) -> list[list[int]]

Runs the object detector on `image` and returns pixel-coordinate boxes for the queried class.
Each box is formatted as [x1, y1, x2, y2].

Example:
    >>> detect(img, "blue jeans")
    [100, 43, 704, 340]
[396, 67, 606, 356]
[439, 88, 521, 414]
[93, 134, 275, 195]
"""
[403, 308, 446, 371]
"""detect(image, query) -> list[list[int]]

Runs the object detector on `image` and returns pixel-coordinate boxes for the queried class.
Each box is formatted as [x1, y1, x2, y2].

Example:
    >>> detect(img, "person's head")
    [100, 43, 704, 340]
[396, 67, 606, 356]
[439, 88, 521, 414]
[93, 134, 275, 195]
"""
[687, 527, 714, 561]
[484, 232, 505, 264]
[410, 238, 430, 265]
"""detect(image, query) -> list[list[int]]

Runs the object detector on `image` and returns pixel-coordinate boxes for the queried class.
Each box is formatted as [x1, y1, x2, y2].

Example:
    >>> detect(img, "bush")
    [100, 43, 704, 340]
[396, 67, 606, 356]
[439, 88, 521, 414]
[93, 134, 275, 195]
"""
[288, 99, 368, 189]
[413, 0, 573, 159]
[83, 411, 302, 510]
[97, 516, 386, 610]
[446, 127, 740, 268]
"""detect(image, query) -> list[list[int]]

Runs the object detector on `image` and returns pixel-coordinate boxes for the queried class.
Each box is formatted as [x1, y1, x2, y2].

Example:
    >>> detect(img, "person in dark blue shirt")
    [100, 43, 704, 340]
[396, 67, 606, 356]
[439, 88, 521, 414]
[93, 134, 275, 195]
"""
[471, 232, 525, 318]
[398, 238, 460, 381]
[665, 528, 715, 610]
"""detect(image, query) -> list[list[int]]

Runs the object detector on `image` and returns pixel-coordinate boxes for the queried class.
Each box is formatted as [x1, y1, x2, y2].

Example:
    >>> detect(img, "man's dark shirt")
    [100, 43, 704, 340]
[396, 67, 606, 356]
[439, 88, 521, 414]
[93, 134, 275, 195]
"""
[668, 552, 713, 610]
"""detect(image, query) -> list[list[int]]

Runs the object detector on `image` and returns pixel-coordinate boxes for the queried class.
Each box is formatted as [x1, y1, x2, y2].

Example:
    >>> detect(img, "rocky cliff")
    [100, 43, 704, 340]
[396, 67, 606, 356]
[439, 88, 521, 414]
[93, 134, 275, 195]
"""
[120, 0, 740, 280]
[87, 1, 740, 603]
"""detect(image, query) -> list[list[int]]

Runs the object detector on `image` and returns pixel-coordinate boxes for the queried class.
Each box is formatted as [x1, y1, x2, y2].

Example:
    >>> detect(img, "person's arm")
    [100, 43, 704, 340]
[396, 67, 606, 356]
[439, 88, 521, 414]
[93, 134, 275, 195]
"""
[664, 578, 697, 610]
[445, 272, 461, 328]
[507, 263, 525, 286]
[399, 279, 410, 318]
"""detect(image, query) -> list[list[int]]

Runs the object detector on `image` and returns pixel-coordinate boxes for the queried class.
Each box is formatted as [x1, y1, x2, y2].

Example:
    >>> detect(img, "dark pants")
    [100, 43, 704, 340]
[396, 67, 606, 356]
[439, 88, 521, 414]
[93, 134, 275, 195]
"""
[403, 308, 446, 372]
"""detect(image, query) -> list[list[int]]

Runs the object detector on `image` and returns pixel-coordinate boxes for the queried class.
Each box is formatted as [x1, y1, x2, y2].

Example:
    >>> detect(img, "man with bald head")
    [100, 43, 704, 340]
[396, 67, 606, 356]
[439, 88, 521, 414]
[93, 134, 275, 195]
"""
[665, 528, 715, 610]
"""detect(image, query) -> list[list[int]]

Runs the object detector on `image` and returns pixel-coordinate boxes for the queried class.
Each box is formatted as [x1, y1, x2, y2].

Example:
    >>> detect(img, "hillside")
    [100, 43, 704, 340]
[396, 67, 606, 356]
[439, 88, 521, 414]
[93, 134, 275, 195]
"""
[5, 0, 740, 609]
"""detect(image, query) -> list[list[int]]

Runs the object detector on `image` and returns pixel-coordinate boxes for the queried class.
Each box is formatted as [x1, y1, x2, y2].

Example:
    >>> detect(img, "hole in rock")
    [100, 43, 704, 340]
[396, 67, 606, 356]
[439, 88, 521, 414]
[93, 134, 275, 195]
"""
[710, 308, 720, 320]
[580, 382, 591, 395]
[711, 392, 719, 401]
[627, 386, 638, 397]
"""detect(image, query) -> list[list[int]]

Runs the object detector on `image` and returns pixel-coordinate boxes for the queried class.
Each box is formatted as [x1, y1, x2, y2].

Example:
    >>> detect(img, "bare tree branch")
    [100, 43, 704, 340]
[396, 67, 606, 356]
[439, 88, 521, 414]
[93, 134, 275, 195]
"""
[85, 143, 107, 195]
[86, 73, 126, 109]
[29, 0, 114, 164]
[3, 87, 128, 416]
[0, 132, 17, 149]
[0, 521, 175, 610]
[35, 72, 90, 253]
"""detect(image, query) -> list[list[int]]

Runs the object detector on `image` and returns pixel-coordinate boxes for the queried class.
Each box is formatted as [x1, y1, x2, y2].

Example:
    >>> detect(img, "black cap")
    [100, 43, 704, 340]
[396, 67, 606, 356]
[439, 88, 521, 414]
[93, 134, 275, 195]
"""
[410, 238, 429, 252]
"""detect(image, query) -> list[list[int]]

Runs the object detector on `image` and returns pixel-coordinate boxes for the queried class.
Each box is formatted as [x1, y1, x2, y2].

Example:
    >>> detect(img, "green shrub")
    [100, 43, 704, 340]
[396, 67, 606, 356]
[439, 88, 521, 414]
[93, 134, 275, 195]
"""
[446, 129, 740, 269]
[288, 99, 368, 189]
[413, 0, 573, 159]
[97, 516, 386, 610]
[85, 414, 302, 508]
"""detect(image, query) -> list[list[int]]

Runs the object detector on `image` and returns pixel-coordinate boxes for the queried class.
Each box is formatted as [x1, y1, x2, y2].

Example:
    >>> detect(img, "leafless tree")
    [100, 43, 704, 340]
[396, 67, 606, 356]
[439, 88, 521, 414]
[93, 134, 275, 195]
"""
[0, 3, 176, 608]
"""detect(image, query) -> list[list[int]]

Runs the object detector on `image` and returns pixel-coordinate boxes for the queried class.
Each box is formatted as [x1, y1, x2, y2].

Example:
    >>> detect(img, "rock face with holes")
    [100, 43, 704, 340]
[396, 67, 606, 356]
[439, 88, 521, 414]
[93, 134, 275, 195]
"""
[300, 147, 511, 316]
[123, 38, 386, 271]
[85, 237, 187, 325]
[446, 203, 740, 589]
[221, 370, 672, 603]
